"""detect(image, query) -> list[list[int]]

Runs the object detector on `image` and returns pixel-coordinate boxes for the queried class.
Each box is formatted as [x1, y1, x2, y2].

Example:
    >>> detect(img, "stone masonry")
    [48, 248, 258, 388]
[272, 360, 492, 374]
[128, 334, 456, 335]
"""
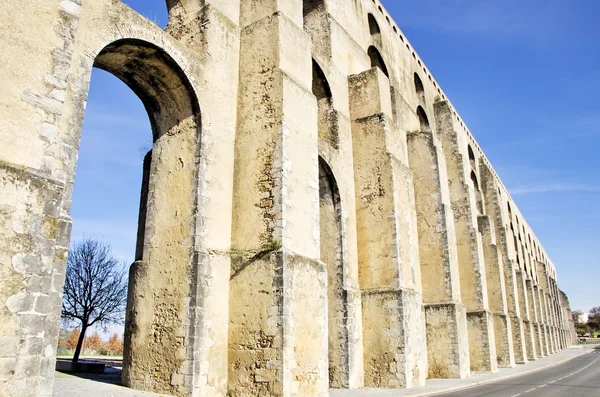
[0, 0, 577, 396]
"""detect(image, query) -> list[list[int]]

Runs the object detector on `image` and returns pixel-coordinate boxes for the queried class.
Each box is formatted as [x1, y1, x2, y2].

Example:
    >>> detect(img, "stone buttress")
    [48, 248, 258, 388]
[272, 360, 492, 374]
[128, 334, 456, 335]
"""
[349, 67, 428, 389]
[407, 116, 470, 380]
[434, 101, 497, 372]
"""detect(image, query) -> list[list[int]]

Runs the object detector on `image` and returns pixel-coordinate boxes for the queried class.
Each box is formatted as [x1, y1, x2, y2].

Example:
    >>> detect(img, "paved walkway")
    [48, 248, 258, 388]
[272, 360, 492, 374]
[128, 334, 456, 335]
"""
[53, 346, 589, 397]
[331, 346, 589, 397]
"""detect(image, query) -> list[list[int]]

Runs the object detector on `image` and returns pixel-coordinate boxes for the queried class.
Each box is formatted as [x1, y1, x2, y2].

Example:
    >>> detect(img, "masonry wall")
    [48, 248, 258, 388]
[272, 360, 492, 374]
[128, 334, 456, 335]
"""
[0, 0, 575, 396]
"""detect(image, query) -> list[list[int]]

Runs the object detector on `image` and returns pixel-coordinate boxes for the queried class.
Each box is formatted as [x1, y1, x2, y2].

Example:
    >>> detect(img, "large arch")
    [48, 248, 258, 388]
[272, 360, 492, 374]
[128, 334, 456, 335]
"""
[82, 38, 201, 395]
[319, 157, 349, 388]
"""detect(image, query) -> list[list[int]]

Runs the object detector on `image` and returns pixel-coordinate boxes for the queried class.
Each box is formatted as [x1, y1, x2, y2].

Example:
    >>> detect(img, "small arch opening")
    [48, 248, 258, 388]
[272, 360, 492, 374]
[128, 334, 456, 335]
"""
[368, 13, 381, 36]
[470, 171, 480, 191]
[417, 106, 430, 131]
[414, 73, 425, 101]
[312, 60, 339, 148]
[312, 60, 332, 101]
[367, 46, 388, 77]
[471, 171, 484, 214]
[468, 144, 477, 171]
[468, 145, 475, 162]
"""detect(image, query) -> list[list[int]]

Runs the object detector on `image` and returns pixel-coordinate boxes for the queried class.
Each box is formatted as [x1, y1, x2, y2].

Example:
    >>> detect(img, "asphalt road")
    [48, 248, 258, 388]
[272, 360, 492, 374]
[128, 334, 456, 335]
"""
[435, 347, 600, 397]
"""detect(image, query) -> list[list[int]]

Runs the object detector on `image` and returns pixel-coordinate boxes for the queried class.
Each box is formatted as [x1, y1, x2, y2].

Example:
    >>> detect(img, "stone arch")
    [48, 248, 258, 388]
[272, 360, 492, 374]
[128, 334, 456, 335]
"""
[312, 59, 332, 101]
[470, 170, 484, 214]
[319, 156, 349, 388]
[94, 39, 200, 141]
[470, 171, 479, 190]
[414, 72, 425, 101]
[510, 223, 518, 259]
[368, 13, 381, 36]
[313, 60, 338, 147]
[468, 144, 476, 163]
[368, 46, 389, 77]
[417, 105, 430, 130]
[80, 38, 201, 395]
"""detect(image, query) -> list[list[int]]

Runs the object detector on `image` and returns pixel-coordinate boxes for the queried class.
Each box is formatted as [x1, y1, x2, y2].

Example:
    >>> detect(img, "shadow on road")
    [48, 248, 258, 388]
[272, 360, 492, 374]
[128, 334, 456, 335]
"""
[56, 357, 123, 385]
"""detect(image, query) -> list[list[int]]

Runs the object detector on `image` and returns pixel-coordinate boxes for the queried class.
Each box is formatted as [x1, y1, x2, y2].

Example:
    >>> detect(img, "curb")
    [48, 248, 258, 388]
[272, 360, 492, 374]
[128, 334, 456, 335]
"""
[413, 348, 591, 397]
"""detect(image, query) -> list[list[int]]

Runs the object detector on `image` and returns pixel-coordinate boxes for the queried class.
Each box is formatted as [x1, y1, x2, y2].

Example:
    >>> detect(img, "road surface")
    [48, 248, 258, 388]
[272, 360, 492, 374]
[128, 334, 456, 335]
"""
[435, 348, 600, 397]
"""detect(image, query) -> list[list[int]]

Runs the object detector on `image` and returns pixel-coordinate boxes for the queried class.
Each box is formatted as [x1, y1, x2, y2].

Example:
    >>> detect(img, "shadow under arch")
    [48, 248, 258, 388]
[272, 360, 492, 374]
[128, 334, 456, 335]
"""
[94, 38, 201, 141]
[87, 38, 202, 395]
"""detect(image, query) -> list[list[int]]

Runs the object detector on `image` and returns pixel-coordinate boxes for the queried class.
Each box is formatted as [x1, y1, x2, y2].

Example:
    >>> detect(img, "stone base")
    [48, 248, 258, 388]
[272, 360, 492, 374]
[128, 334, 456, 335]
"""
[510, 316, 527, 364]
[493, 313, 515, 368]
[533, 323, 545, 357]
[467, 310, 497, 372]
[524, 320, 537, 361]
[424, 302, 470, 379]
[361, 288, 427, 389]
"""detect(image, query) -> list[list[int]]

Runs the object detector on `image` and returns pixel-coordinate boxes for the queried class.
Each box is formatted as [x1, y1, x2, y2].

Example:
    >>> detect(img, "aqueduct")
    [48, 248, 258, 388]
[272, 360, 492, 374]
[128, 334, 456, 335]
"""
[0, 0, 576, 396]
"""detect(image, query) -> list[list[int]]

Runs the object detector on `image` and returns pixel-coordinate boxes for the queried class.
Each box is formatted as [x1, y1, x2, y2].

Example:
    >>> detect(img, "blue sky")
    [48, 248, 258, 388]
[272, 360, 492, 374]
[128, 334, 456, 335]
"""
[71, 0, 599, 321]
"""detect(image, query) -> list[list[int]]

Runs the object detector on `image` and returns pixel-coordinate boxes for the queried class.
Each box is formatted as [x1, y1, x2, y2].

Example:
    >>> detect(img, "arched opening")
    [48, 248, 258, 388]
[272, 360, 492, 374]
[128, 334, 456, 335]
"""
[468, 145, 476, 165]
[319, 157, 349, 388]
[470, 171, 479, 190]
[313, 60, 339, 147]
[64, 39, 201, 395]
[368, 13, 381, 36]
[510, 223, 518, 261]
[417, 105, 430, 131]
[312, 60, 332, 100]
[470, 171, 484, 214]
[368, 46, 389, 78]
[414, 72, 425, 101]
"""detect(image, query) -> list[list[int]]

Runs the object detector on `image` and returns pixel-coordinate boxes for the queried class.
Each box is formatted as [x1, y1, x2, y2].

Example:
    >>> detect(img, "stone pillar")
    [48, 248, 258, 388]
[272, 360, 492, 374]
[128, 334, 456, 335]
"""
[0, 2, 83, 395]
[407, 125, 470, 379]
[533, 262, 549, 356]
[526, 278, 544, 357]
[534, 285, 550, 356]
[548, 281, 561, 351]
[479, 164, 526, 364]
[349, 67, 427, 389]
[478, 216, 515, 367]
[516, 271, 536, 360]
[229, 2, 328, 396]
[554, 283, 567, 350]
[549, 288, 560, 353]
[538, 262, 557, 354]
[434, 101, 497, 372]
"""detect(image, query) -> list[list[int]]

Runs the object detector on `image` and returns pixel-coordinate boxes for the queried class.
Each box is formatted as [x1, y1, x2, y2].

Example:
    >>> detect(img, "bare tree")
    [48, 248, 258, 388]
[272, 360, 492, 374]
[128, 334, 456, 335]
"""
[61, 238, 128, 363]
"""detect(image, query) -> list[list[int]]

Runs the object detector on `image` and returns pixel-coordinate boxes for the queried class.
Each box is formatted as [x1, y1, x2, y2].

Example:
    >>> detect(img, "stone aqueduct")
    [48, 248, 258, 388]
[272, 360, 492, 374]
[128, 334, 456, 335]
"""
[0, 0, 576, 396]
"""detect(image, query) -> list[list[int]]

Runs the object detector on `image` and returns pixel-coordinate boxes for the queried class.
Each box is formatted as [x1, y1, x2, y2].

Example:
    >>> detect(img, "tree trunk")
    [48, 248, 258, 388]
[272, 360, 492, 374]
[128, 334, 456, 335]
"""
[73, 325, 87, 363]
